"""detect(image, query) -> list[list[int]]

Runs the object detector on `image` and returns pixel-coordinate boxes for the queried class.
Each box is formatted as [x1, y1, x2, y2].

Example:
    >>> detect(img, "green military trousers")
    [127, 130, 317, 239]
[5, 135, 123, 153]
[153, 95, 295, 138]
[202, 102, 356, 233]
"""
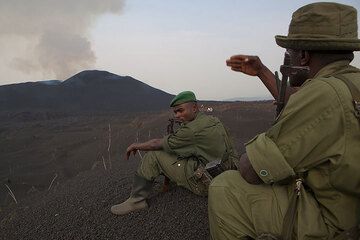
[208, 170, 288, 239]
[208, 170, 330, 240]
[137, 151, 208, 196]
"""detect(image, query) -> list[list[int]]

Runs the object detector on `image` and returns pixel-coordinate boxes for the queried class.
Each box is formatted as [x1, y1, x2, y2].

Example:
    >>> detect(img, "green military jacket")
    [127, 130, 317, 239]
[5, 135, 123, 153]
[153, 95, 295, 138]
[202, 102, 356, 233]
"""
[162, 112, 237, 177]
[246, 60, 360, 237]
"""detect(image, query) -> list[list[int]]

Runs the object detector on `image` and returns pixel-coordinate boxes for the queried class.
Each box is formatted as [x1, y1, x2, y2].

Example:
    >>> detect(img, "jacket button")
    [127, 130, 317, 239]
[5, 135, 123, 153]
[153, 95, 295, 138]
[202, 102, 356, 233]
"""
[259, 170, 268, 177]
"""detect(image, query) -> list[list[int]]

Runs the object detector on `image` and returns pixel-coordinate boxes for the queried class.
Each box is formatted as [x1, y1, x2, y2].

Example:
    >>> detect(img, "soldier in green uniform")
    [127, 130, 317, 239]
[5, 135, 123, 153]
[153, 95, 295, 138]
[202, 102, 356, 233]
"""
[111, 91, 237, 215]
[208, 2, 360, 239]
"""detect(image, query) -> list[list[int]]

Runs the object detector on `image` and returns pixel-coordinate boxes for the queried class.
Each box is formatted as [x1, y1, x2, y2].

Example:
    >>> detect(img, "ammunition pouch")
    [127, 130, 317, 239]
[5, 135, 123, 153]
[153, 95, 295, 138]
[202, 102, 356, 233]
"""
[194, 165, 211, 187]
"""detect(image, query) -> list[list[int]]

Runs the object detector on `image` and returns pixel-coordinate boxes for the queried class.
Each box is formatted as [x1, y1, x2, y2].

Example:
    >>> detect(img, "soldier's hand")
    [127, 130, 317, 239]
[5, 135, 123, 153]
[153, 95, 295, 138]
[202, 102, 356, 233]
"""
[226, 55, 264, 76]
[126, 143, 138, 160]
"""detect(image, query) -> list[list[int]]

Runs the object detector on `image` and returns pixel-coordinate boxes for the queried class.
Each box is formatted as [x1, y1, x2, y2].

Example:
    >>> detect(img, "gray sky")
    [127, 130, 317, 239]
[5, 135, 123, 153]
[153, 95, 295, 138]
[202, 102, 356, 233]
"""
[1, 0, 359, 100]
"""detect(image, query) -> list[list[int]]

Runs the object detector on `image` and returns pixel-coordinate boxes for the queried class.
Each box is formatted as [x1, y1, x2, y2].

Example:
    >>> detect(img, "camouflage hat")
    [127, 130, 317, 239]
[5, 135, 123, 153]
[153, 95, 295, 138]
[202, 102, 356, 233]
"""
[275, 2, 360, 51]
[170, 91, 197, 107]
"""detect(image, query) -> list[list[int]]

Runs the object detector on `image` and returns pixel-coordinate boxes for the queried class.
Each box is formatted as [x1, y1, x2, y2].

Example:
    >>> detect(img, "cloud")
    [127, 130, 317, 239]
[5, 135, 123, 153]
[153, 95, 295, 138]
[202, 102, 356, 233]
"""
[0, 0, 125, 80]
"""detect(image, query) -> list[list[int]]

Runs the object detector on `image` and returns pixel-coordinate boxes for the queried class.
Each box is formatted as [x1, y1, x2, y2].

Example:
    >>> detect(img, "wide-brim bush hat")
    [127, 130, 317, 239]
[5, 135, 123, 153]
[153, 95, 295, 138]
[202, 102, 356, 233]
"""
[275, 2, 360, 51]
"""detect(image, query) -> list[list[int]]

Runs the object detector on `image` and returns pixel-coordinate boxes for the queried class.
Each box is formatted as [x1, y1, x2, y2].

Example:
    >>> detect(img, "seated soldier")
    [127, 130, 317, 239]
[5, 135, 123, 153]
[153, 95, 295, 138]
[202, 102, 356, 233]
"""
[111, 91, 237, 215]
[208, 2, 360, 240]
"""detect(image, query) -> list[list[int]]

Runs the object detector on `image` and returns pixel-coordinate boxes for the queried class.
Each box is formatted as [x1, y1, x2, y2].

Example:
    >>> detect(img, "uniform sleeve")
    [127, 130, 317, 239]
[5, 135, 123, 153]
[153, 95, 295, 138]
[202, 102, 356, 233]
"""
[246, 133, 295, 183]
[162, 125, 196, 158]
[246, 79, 344, 184]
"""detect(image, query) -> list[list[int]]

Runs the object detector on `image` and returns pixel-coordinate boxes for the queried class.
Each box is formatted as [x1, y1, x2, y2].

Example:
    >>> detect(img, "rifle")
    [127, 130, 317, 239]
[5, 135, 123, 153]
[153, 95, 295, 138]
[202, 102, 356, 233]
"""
[162, 118, 176, 192]
[275, 52, 310, 117]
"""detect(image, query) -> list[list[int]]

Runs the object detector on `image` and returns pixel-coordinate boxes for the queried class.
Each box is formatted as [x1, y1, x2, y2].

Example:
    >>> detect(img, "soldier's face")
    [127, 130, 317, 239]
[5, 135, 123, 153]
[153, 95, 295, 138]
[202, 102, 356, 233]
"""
[287, 49, 310, 87]
[173, 102, 197, 123]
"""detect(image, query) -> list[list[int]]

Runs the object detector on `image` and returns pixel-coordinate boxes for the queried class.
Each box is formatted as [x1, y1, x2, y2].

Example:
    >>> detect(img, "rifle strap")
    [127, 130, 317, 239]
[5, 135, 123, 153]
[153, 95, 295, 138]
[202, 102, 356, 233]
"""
[279, 177, 360, 240]
[281, 178, 303, 240]
[162, 118, 175, 192]
[335, 75, 360, 121]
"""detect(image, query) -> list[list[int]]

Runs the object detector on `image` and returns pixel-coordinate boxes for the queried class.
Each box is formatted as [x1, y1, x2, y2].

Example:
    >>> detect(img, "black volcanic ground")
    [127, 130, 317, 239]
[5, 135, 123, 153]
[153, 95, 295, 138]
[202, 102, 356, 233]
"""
[0, 71, 276, 240]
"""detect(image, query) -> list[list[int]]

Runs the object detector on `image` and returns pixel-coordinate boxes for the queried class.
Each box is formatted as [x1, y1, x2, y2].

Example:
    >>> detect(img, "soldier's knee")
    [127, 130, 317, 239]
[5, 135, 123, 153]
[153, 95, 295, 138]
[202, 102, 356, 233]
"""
[142, 150, 158, 159]
[208, 170, 240, 208]
[140, 151, 162, 165]
[208, 170, 251, 207]
[137, 151, 162, 177]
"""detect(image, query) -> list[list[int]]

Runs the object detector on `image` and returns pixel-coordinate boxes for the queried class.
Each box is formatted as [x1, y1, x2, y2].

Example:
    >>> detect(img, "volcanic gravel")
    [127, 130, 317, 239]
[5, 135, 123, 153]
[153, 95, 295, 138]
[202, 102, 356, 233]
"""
[0, 159, 209, 240]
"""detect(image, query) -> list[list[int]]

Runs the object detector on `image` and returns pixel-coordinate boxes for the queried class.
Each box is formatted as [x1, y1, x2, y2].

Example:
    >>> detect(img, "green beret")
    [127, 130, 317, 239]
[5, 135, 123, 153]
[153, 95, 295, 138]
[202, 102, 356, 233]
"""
[170, 91, 197, 107]
[275, 2, 360, 51]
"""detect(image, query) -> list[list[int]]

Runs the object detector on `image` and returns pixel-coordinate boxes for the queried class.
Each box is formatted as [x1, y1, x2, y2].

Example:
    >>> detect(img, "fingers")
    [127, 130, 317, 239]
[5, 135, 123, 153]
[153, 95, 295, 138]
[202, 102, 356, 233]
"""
[227, 55, 250, 63]
[226, 61, 247, 68]
[226, 56, 251, 70]
[229, 66, 244, 72]
[125, 149, 137, 160]
[226, 62, 243, 72]
[125, 146, 133, 160]
[226, 60, 249, 72]
[125, 144, 137, 160]
[228, 54, 251, 61]
[226, 55, 259, 65]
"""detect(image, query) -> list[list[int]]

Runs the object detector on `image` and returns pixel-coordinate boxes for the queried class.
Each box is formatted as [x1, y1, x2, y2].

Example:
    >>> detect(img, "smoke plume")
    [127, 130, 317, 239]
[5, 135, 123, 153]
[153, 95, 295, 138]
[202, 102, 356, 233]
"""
[0, 0, 124, 80]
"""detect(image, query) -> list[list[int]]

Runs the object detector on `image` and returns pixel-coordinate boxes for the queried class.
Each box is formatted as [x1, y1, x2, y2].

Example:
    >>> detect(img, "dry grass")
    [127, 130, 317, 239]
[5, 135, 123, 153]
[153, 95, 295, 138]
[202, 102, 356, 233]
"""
[4, 184, 17, 204]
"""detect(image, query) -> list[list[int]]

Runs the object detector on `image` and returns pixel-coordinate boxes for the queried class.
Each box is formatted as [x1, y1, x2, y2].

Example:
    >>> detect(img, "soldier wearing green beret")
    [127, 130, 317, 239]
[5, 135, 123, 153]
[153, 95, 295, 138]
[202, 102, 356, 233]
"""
[209, 2, 360, 239]
[111, 91, 237, 215]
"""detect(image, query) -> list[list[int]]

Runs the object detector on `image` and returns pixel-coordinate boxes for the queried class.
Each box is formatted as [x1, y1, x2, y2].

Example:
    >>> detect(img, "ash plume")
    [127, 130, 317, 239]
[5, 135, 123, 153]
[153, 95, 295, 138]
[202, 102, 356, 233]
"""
[0, 0, 124, 80]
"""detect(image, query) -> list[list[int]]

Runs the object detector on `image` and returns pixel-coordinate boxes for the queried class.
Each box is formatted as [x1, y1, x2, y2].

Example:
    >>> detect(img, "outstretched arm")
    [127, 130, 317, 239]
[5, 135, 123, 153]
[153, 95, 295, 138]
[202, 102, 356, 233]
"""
[126, 138, 163, 160]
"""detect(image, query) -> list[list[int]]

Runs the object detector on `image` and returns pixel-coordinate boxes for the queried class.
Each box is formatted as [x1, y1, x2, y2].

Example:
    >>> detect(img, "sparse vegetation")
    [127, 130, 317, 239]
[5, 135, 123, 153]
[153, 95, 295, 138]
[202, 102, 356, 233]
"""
[107, 123, 112, 170]
[48, 173, 58, 191]
[4, 184, 17, 204]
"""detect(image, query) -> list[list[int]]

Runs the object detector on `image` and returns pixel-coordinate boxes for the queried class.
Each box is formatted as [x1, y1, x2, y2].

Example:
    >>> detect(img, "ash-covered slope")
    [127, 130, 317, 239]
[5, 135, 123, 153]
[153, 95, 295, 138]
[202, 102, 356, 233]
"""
[0, 70, 174, 112]
[0, 101, 276, 240]
[0, 161, 209, 240]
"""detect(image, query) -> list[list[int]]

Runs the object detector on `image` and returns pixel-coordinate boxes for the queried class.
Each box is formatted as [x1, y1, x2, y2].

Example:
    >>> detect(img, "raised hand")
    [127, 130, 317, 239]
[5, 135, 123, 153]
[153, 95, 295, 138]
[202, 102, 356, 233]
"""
[226, 55, 264, 76]
[126, 143, 138, 160]
[226, 54, 282, 99]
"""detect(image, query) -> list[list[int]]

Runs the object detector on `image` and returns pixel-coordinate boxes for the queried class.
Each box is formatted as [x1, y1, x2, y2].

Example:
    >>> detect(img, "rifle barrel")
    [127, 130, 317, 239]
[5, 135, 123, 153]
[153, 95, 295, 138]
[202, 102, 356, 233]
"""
[276, 52, 291, 116]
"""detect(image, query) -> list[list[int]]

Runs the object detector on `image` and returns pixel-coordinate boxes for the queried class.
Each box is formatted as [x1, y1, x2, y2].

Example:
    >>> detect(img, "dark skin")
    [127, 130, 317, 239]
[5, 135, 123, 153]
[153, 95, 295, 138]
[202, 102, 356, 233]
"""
[287, 49, 354, 83]
[126, 102, 199, 160]
[226, 50, 354, 184]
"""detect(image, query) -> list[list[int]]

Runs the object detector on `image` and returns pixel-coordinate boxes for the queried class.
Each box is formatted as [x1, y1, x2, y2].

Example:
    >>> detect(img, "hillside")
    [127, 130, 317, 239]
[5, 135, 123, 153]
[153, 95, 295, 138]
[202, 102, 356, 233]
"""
[0, 101, 276, 240]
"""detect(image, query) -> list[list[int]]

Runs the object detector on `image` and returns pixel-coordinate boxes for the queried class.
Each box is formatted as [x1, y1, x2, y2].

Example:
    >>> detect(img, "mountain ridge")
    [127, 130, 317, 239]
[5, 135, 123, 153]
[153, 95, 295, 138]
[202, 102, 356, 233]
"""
[0, 70, 174, 112]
